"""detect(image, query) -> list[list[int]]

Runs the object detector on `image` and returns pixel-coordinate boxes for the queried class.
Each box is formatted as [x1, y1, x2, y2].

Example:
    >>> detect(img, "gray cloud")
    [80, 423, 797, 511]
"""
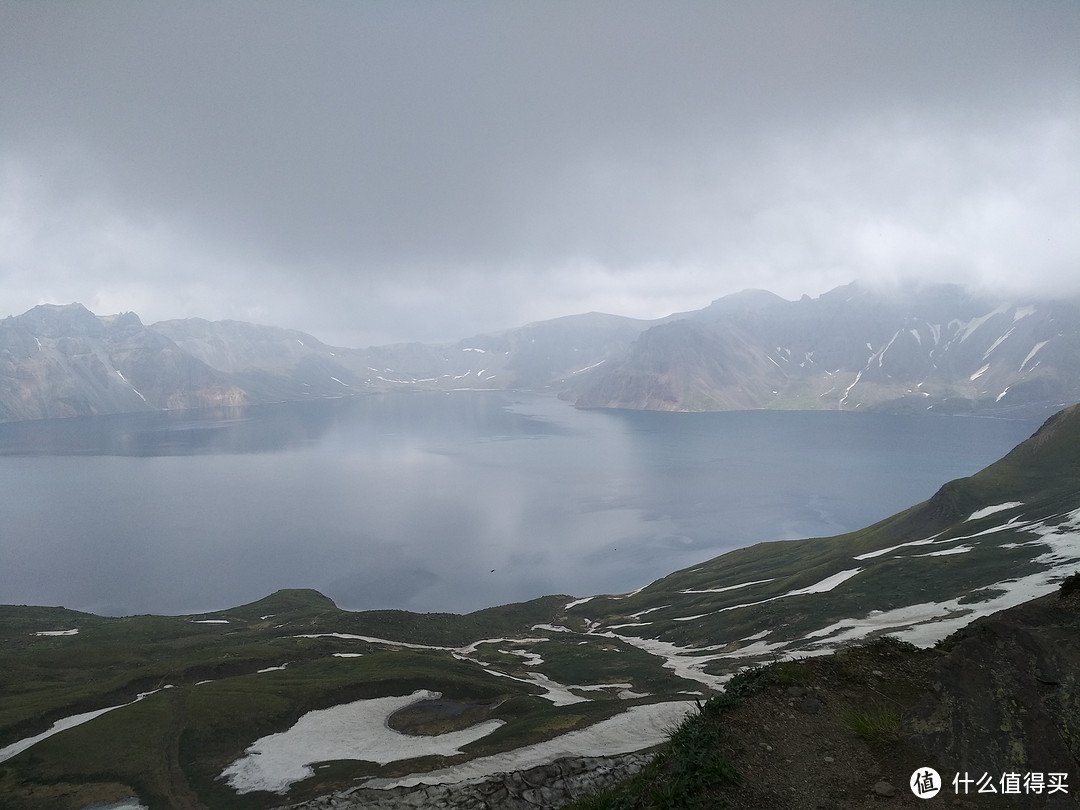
[1, 1, 1077, 345]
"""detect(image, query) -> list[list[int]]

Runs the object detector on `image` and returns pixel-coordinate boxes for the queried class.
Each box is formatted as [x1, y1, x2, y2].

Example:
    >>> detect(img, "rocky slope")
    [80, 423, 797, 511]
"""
[276, 753, 654, 810]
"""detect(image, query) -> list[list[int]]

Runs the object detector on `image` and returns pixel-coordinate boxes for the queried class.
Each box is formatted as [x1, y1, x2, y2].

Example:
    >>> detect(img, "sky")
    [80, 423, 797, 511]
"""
[1, 1, 1077, 347]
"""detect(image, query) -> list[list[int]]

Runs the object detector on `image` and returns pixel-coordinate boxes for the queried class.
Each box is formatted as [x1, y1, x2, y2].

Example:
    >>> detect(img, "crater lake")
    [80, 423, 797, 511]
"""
[0, 392, 1042, 616]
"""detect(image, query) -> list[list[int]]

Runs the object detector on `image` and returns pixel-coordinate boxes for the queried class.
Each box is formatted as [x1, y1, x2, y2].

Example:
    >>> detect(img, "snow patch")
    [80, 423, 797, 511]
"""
[79, 800, 148, 810]
[785, 569, 862, 596]
[873, 330, 902, 367]
[841, 371, 862, 406]
[679, 578, 775, 595]
[629, 604, 670, 619]
[686, 569, 863, 620]
[115, 369, 149, 402]
[222, 690, 505, 795]
[564, 596, 594, 609]
[531, 623, 573, 633]
[594, 632, 730, 690]
[982, 327, 1015, 360]
[523, 672, 590, 706]
[915, 545, 974, 557]
[0, 689, 166, 764]
[853, 534, 945, 560]
[806, 508, 1080, 649]
[365, 701, 694, 790]
[571, 360, 606, 375]
[967, 502, 1023, 521]
[955, 306, 1008, 342]
[1020, 340, 1049, 372]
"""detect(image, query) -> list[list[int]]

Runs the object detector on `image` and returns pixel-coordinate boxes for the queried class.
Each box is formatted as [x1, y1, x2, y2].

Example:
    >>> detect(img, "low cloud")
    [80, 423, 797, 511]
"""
[1, 2, 1076, 345]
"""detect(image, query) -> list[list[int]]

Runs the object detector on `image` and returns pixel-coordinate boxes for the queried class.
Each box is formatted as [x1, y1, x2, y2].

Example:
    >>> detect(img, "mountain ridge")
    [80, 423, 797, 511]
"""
[0, 303, 248, 421]
[2, 283, 1078, 422]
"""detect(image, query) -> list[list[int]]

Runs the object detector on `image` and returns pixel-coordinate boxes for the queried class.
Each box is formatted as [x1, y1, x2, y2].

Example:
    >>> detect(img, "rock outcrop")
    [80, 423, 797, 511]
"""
[276, 753, 652, 810]
[908, 586, 1080, 807]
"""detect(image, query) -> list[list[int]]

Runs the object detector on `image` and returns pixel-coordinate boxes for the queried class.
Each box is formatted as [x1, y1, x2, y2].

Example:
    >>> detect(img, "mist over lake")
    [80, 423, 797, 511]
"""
[0, 392, 1041, 616]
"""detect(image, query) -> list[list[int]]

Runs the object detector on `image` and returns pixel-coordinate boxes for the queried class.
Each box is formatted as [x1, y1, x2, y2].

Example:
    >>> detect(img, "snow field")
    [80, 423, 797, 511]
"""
[221, 690, 506, 794]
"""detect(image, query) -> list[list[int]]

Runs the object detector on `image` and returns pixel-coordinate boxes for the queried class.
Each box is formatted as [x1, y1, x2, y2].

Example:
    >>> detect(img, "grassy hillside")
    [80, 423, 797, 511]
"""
[0, 590, 699, 809]
[567, 405, 1080, 655]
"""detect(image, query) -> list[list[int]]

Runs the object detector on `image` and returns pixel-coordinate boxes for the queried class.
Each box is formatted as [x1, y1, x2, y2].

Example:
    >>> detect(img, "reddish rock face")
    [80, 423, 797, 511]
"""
[0, 303, 247, 421]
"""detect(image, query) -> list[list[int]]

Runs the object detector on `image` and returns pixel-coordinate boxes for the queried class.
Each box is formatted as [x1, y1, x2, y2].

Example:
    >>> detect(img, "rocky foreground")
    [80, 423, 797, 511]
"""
[277, 753, 652, 810]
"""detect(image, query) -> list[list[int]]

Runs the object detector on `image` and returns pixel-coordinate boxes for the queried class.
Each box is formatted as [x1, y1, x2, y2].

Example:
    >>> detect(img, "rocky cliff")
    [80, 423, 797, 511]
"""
[0, 304, 247, 421]
[568, 284, 1080, 417]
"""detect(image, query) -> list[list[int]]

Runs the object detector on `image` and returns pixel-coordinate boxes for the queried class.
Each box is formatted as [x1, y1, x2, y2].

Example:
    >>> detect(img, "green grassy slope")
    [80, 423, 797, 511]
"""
[0, 590, 697, 809]
[566, 404, 1080, 660]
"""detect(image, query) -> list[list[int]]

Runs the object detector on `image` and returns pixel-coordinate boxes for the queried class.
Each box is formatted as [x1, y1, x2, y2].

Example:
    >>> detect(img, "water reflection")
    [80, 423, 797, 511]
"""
[0, 393, 568, 457]
[0, 392, 1041, 616]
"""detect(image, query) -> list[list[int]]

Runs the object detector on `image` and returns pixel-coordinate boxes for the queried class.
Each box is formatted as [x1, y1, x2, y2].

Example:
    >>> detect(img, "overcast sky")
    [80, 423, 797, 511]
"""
[1, 1, 1077, 346]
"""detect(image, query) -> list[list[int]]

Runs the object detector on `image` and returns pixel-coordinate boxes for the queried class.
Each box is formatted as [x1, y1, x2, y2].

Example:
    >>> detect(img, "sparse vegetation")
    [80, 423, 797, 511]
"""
[842, 704, 902, 743]
[1060, 570, 1080, 598]
[565, 699, 739, 810]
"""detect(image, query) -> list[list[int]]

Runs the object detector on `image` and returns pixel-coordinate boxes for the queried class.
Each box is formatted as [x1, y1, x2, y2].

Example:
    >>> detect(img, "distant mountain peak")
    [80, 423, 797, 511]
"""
[1, 283, 1077, 422]
[699, 288, 789, 315]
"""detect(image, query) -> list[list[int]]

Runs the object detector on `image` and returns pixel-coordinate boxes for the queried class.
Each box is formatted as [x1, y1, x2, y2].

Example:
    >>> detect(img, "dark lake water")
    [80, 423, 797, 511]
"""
[0, 392, 1042, 616]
